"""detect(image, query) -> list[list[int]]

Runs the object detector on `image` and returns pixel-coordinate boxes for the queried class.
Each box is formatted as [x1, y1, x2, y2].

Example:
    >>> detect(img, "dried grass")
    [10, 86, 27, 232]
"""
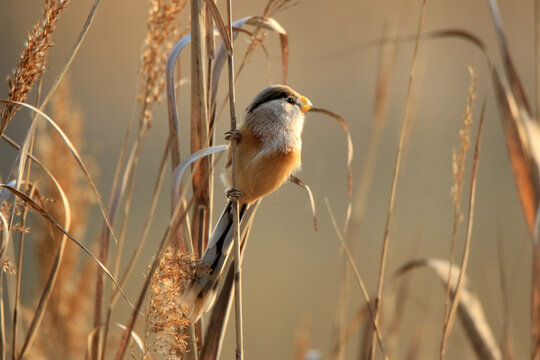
[0, 0, 69, 135]
[2, 0, 539, 359]
[139, 0, 188, 126]
[145, 247, 197, 358]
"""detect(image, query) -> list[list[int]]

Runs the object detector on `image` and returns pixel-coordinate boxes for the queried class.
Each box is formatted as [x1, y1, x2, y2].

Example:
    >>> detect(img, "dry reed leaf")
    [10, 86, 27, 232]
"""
[166, 32, 203, 168]
[485, 4, 540, 356]
[0, 100, 118, 245]
[492, 69, 539, 232]
[487, 0, 532, 115]
[0, 185, 130, 302]
[289, 175, 318, 231]
[486, 6, 540, 351]
[309, 108, 354, 213]
[396, 259, 502, 360]
[172, 145, 228, 200]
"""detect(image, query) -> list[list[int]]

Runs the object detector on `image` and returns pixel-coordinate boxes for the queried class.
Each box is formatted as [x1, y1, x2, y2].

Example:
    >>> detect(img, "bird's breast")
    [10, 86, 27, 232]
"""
[224, 125, 301, 204]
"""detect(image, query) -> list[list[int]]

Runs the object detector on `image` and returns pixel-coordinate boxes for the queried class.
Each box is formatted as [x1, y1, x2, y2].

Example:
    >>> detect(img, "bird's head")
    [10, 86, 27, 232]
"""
[245, 85, 312, 131]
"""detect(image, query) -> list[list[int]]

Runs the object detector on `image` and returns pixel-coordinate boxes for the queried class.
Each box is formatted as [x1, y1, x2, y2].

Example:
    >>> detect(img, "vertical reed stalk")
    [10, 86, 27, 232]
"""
[369, 0, 427, 358]
[190, 0, 210, 256]
[225, 0, 244, 358]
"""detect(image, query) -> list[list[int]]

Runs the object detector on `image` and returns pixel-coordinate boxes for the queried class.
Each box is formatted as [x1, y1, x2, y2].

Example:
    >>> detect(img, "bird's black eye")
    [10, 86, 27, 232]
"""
[286, 97, 296, 105]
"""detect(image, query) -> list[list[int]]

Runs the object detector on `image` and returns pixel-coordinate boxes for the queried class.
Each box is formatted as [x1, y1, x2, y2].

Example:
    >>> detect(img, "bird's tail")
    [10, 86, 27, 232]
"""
[181, 201, 247, 322]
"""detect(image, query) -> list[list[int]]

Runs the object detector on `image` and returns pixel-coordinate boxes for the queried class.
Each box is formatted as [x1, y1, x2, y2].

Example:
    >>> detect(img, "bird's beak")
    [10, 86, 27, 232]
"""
[299, 95, 312, 113]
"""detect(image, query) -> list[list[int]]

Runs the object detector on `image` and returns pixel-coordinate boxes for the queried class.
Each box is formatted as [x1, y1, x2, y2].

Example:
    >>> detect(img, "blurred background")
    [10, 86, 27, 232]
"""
[0, 0, 535, 358]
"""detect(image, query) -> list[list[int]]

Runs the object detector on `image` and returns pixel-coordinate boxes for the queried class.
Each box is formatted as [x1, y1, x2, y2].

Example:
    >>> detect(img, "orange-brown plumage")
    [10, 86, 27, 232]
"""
[224, 124, 301, 205]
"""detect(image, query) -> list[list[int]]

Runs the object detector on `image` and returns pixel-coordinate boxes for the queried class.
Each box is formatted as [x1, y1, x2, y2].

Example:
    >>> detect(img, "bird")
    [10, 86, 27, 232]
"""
[181, 84, 312, 322]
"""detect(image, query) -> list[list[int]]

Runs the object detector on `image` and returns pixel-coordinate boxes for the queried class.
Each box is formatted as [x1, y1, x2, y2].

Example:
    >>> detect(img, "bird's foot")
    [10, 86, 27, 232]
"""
[226, 188, 244, 200]
[224, 129, 241, 141]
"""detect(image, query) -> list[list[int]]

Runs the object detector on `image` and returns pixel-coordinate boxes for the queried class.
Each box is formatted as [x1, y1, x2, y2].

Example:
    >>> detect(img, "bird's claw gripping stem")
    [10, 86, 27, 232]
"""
[227, 188, 244, 200]
[225, 129, 241, 141]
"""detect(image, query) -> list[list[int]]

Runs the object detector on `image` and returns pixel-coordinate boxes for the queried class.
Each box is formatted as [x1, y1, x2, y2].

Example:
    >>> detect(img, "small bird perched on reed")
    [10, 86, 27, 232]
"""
[182, 85, 312, 322]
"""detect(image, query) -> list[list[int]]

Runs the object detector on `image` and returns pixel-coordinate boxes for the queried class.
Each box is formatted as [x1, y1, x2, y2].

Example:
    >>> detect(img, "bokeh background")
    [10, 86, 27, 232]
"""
[0, 0, 535, 358]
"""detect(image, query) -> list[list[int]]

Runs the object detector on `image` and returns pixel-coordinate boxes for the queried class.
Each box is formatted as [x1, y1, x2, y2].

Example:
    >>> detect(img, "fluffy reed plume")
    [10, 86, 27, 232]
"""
[145, 247, 197, 358]
[0, 0, 70, 135]
[139, 0, 188, 126]
[33, 80, 94, 358]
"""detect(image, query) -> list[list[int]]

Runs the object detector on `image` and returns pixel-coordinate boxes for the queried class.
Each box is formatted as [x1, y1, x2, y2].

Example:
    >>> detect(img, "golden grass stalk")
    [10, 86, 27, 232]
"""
[0, 0, 69, 136]
[189, 0, 211, 257]
[222, 0, 245, 357]
[370, 0, 427, 358]
[325, 199, 386, 358]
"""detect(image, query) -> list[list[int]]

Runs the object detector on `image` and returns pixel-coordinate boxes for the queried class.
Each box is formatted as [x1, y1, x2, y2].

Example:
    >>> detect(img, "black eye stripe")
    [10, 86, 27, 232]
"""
[247, 90, 293, 113]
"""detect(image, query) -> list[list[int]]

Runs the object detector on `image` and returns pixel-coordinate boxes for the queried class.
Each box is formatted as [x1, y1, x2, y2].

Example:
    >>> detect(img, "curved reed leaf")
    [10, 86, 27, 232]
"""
[289, 175, 318, 231]
[396, 259, 502, 360]
[0, 100, 118, 245]
[309, 108, 354, 223]
[211, 16, 288, 101]
[172, 145, 228, 200]
[487, 0, 532, 114]
[0, 186, 131, 307]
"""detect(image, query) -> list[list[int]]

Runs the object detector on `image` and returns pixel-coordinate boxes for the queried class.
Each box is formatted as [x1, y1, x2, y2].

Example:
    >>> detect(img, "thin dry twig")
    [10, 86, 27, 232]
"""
[324, 199, 387, 359]
[370, 1, 428, 357]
